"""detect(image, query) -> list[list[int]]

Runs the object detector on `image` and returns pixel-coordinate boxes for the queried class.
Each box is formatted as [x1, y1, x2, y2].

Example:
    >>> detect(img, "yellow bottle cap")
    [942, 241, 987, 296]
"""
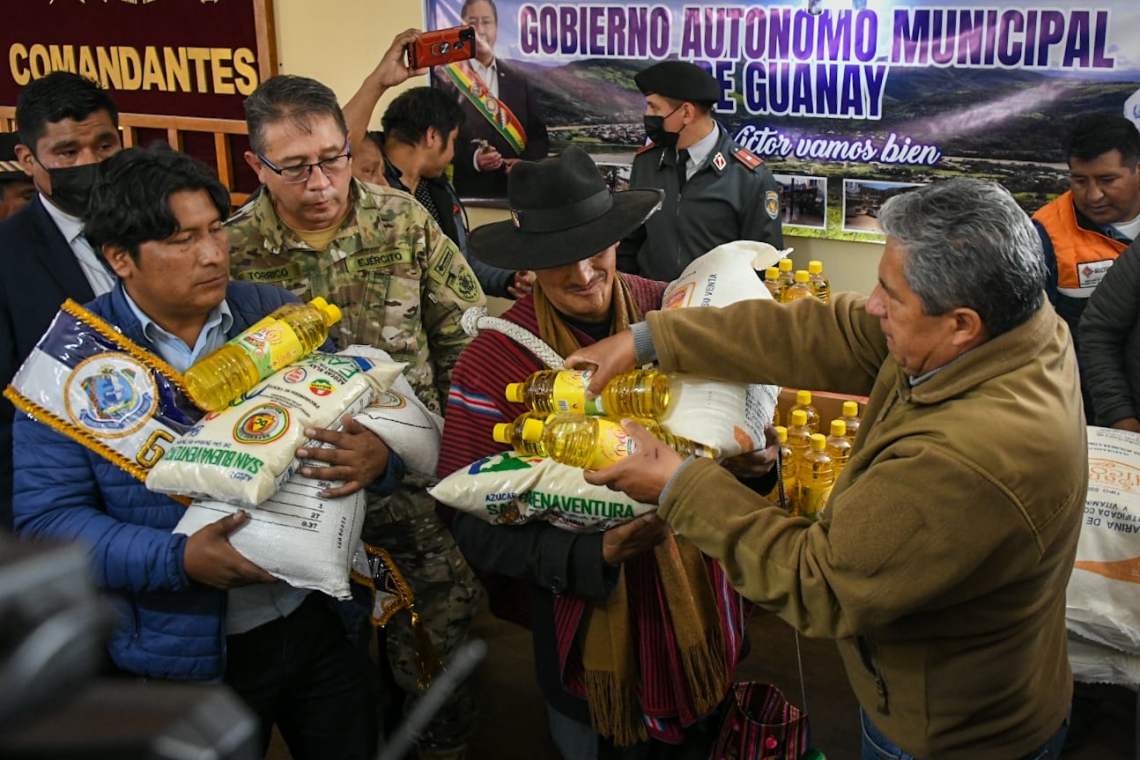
[791, 409, 808, 426]
[794, 270, 810, 283]
[796, 389, 812, 405]
[778, 258, 793, 272]
[810, 433, 827, 450]
[505, 383, 524, 403]
[521, 418, 545, 443]
[492, 423, 512, 444]
[775, 425, 787, 442]
[308, 296, 329, 310]
[765, 267, 779, 279]
[843, 400, 859, 417]
[808, 260, 823, 274]
[830, 419, 847, 437]
[321, 302, 342, 326]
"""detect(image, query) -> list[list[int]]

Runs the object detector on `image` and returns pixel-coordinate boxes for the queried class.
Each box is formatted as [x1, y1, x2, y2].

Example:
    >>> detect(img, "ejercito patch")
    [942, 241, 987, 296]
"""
[765, 191, 780, 220]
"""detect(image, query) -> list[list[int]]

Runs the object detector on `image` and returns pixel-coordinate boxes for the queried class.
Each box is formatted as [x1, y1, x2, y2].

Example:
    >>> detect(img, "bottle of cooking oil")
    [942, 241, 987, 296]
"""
[840, 400, 862, 438]
[492, 411, 548, 457]
[776, 257, 796, 293]
[505, 368, 669, 419]
[798, 433, 834, 521]
[783, 270, 814, 303]
[808, 260, 830, 303]
[786, 409, 813, 463]
[765, 425, 798, 511]
[790, 390, 820, 433]
[763, 266, 784, 301]
[536, 413, 716, 470]
[825, 419, 853, 476]
[184, 298, 342, 412]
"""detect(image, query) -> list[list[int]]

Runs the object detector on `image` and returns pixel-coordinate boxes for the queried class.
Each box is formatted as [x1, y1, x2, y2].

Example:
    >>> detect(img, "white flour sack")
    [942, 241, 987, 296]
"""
[1067, 426, 1140, 653]
[174, 469, 367, 599]
[338, 345, 443, 478]
[430, 450, 657, 533]
[147, 352, 404, 507]
[657, 240, 784, 456]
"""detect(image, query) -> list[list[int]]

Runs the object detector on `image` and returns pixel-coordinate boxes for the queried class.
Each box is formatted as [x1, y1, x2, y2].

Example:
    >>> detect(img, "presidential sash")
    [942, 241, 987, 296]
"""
[4, 300, 200, 490]
[444, 61, 528, 155]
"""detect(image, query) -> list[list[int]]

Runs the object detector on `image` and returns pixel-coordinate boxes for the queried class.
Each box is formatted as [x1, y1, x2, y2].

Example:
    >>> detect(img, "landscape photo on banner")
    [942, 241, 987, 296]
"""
[426, 0, 1140, 241]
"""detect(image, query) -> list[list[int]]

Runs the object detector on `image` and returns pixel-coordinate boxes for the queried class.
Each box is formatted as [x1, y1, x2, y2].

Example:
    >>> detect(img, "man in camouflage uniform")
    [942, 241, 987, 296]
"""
[226, 74, 484, 760]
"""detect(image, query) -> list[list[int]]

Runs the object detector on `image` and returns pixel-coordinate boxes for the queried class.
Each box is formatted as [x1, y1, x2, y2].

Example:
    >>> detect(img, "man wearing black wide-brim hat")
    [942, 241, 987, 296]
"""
[0, 133, 35, 222]
[618, 60, 784, 282]
[437, 146, 755, 758]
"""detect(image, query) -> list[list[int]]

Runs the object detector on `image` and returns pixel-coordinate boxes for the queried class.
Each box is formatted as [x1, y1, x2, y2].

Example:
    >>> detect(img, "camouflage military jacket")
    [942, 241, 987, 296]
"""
[226, 179, 485, 414]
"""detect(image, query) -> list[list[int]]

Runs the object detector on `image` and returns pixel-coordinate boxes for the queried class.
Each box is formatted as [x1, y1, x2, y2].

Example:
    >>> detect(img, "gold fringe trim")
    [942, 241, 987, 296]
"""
[60, 299, 193, 401]
[349, 541, 442, 689]
[3, 386, 190, 507]
[679, 630, 729, 717]
[584, 670, 649, 747]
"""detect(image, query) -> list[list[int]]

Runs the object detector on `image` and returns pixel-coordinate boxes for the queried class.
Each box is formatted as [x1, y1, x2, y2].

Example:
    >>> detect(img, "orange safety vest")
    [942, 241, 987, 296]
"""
[1033, 191, 1127, 299]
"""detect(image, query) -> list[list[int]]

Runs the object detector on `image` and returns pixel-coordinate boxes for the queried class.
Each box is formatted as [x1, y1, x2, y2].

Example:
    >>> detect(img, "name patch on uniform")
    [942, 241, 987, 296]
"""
[429, 247, 456, 286]
[346, 249, 412, 273]
[240, 263, 303, 283]
[1078, 259, 1115, 289]
[765, 191, 780, 220]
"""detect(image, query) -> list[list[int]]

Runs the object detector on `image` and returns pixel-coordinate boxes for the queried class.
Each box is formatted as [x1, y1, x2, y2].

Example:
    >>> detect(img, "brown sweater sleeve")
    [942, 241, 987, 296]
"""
[645, 291, 888, 397]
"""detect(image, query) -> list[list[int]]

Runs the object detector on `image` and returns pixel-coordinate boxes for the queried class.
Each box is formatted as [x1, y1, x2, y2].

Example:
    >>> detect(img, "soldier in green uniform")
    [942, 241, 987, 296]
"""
[226, 74, 484, 760]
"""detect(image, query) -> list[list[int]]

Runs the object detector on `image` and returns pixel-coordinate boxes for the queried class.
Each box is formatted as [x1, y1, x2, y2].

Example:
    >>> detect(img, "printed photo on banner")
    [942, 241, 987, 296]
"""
[597, 161, 632, 193]
[774, 174, 827, 231]
[425, 0, 1140, 239]
[843, 180, 923, 234]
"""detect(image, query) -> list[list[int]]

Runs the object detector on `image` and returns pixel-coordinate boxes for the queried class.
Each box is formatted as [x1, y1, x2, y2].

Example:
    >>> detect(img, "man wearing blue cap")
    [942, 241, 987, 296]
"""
[619, 60, 784, 282]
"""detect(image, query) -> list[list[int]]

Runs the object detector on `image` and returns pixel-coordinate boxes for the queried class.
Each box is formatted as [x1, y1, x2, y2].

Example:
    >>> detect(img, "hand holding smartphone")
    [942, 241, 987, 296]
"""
[406, 26, 477, 69]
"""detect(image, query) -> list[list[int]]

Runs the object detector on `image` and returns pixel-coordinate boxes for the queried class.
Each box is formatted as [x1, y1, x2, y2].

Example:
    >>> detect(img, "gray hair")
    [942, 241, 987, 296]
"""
[244, 75, 348, 155]
[878, 178, 1045, 338]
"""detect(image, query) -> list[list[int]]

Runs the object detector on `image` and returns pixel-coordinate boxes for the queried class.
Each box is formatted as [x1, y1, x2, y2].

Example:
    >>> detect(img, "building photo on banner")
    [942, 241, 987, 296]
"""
[425, 0, 1140, 241]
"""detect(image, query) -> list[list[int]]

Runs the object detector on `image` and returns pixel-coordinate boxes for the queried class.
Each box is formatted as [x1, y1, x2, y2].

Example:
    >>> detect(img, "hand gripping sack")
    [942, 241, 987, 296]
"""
[147, 352, 403, 508]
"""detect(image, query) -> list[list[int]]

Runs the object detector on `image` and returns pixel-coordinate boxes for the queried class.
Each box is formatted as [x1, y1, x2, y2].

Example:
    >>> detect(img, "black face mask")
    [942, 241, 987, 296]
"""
[45, 162, 101, 217]
[643, 105, 684, 148]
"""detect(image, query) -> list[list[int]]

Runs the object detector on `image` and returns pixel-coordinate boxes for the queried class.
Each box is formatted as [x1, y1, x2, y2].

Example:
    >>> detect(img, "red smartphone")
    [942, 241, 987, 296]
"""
[407, 26, 477, 69]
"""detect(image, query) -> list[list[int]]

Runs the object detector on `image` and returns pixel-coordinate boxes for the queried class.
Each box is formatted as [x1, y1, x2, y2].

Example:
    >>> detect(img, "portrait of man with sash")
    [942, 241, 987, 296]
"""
[436, 0, 550, 200]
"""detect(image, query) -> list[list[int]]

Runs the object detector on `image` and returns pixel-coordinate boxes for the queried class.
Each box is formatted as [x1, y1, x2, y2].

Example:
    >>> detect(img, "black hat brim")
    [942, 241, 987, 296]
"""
[468, 188, 663, 270]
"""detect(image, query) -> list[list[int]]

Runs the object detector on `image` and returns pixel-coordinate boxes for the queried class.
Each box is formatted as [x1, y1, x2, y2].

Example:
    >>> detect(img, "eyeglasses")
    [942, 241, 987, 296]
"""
[257, 140, 352, 184]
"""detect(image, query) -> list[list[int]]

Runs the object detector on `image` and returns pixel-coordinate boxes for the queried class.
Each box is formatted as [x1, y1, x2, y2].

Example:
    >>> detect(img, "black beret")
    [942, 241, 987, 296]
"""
[634, 61, 720, 104]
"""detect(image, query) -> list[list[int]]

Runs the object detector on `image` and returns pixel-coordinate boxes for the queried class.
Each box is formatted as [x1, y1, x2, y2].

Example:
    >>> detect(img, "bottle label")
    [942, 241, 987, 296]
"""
[552, 370, 604, 415]
[588, 419, 632, 469]
[800, 485, 833, 521]
[231, 317, 305, 378]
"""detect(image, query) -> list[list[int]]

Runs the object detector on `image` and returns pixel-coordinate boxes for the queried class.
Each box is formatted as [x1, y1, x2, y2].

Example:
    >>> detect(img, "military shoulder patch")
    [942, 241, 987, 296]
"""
[428, 247, 456, 286]
[448, 268, 482, 303]
[732, 147, 764, 171]
[635, 142, 657, 156]
[765, 190, 780, 220]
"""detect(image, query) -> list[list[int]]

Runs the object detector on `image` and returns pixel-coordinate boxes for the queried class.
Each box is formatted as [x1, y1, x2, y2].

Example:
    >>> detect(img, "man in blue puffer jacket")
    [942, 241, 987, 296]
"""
[10, 145, 398, 760]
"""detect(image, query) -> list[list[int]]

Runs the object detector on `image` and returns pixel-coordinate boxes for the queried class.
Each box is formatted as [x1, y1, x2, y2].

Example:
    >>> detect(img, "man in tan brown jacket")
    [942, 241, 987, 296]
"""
[569, 177, 1084, 760]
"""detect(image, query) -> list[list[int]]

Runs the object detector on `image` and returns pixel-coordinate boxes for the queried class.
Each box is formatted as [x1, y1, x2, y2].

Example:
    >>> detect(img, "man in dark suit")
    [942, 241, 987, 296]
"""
[0, 72, 122, 528]
[439, 0, 549, 199]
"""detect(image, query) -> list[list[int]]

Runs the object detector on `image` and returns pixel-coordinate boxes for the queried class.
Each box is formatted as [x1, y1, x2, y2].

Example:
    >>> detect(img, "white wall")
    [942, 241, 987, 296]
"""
[275, 0, 885, 296]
